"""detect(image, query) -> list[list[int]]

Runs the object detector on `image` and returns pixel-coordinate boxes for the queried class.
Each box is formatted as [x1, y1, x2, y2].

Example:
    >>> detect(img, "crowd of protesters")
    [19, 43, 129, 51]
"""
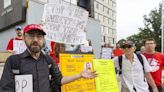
[1, 24, 164, 92]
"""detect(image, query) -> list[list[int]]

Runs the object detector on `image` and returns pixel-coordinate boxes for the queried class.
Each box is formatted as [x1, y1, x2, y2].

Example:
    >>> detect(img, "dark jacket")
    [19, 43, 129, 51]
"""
[0, 50, 62, 92]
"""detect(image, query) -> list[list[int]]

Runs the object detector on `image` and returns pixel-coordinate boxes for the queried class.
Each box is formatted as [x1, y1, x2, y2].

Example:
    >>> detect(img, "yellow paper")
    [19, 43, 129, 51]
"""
[93, 59, 119, 92]
[60, 54, 96, 92]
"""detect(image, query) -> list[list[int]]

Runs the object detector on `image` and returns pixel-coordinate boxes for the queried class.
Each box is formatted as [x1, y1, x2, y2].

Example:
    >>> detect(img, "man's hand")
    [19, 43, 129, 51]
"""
[80, 70, 97, 79]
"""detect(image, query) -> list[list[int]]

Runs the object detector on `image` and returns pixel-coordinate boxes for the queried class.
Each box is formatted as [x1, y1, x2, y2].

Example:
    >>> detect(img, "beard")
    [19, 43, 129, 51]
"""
[25, 41, 43, 53]
[17, 32, 22, 37]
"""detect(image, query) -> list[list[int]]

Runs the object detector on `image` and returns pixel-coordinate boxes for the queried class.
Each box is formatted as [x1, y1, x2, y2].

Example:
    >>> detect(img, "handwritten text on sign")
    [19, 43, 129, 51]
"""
[15, 75, 33, 92]
[93, 59, 119, 92]
[13, 40, 27, 54]
[42, 2, 88, 44]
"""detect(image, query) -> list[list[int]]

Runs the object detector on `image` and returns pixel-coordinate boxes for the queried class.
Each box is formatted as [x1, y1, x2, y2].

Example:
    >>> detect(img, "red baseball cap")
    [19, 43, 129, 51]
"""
[23, 24, 46, 35]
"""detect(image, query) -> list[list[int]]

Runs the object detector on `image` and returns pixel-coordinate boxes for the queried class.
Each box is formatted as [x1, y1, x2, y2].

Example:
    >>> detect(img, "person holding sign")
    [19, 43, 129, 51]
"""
[0, 24, 97, 92]
[6, 26, 23, 54]
[113, 40, 158, 92]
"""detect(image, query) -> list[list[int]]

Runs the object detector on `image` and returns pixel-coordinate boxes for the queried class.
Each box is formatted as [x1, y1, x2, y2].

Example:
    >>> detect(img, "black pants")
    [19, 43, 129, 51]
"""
[149, 86, 163, 92]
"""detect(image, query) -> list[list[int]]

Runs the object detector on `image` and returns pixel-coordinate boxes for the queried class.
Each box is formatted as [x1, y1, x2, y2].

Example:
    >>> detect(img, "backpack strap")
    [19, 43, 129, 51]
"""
[44, 54, 53, 75]
[43, 54, 61, 92]
[118, 55, 122, 75]
[10, 55, 21, 75]
[136, 54, 145, 73]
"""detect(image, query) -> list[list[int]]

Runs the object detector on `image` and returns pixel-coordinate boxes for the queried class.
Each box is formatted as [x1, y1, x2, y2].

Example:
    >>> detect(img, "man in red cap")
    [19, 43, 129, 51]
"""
[6, 26, 23, 54]
[0, 24, 97, 92]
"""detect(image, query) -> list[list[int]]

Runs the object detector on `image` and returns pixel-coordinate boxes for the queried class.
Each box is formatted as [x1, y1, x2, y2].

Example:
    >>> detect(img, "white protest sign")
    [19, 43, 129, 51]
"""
[42, 2, 89, 44]
[13, 40, 27, 54]
[15, 75, 33, 92]
[80, 45, 93, 53]
[101, 48, 113, 59]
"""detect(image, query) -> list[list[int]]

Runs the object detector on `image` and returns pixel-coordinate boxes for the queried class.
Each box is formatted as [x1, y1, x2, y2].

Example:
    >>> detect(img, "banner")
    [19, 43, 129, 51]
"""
[93, 59, 119, 92]
[60, 54, 96, 92]
[15, 75, 33, 92]
[42, 2, 88, 44]
[13, 40, 27, 54]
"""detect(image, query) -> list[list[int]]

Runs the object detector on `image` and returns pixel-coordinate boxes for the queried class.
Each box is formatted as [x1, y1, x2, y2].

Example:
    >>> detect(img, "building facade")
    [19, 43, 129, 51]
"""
[93, 0, 116, 46]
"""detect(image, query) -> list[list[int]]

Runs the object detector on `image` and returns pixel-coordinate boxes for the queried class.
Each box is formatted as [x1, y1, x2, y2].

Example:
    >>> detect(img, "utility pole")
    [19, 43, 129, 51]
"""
[162, 0, 164, 53]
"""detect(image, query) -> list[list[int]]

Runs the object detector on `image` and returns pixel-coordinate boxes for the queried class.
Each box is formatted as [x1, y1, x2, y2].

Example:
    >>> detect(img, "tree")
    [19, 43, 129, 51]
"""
[123, 3, 162, 51]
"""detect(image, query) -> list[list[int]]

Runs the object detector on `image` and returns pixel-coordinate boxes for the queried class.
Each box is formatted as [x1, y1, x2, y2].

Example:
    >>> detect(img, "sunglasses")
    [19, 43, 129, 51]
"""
[122, 45, 132, 49]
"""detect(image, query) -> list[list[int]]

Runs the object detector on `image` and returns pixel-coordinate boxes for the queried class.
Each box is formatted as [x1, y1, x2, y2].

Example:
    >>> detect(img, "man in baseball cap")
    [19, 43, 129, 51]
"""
[6, 25, 23, 54]
[23, 24, 46, 35]
[122, 40, 135, 49]
[1, 24, 97, 92]
[15, 26, 22, 30]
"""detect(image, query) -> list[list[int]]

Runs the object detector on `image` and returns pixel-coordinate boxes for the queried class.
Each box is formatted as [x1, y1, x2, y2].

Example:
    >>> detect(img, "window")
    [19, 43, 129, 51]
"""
[112, 12, 115, 17]
[99, 4, 103, 11]
[104, 36, 106, 42]
[95, 13, 98, 19]
[104, 7, 108, 14]
[113, 38, 115, 44]
[109, 10, 112, 17]
[108, 19, 112, 25]
[107, 9, 109, 14]
[108, 0, 110, 4]
[99, 14, 103, 23]
[96, 2, 99, 9]
[112, 20, 114, 26]
[101, 26, 104, 33]
[105, 0, 108, 3]
[105, 17, 108, 24]
[108, 28, 112, 34]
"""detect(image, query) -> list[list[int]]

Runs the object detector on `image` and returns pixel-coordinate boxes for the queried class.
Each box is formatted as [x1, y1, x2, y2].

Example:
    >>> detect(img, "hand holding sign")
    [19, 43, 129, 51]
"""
[80, 70, 97, 79]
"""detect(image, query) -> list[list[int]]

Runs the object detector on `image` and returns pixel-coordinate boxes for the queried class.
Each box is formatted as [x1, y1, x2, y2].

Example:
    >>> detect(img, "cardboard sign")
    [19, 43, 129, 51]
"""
[13, 40, 27, 54]
[42, 1, 88, 44]
[15, 75, 33, 92]
[60, 54, 96, 92]
[101, 48, 113, 59]
[93, 59, 119, 92]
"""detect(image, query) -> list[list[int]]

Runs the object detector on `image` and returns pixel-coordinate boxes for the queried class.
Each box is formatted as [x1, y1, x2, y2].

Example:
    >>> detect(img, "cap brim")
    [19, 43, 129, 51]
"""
[27, 29, 46, 35]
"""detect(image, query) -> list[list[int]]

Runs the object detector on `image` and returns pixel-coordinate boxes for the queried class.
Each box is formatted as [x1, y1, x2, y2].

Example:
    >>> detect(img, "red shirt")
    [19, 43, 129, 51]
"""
[6, 37, 22, 51]
[113, 48, 124, 57]
[143, 52, 164, 86]
[49, 41, 60, 64]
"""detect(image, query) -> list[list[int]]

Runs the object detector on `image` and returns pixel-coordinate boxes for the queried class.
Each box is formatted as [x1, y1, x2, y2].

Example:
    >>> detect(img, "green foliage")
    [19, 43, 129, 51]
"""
[119, 3, 162, 51]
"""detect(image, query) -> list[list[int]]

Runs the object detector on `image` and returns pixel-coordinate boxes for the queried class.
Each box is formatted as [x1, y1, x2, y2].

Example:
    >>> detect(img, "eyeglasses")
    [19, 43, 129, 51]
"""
[24, 34, 44, 40]
[122, 45, 132, 49]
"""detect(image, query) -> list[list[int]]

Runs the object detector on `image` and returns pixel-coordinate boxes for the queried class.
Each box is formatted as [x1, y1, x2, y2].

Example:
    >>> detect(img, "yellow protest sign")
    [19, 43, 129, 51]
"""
[93, 59, 119, 92]
[60, 54, 96, 92]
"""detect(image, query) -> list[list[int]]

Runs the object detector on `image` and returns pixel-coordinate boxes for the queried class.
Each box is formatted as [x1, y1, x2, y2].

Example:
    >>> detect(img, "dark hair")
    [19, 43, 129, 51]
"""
[144, 38, 156, 45]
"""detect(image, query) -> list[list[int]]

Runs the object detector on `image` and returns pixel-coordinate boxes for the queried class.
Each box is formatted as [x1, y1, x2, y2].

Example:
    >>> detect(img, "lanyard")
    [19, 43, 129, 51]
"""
[145, 52, 156, 64]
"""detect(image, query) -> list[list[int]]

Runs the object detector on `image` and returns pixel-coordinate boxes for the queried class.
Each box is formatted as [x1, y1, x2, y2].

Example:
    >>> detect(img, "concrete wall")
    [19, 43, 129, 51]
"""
[86, 18, 101, 58]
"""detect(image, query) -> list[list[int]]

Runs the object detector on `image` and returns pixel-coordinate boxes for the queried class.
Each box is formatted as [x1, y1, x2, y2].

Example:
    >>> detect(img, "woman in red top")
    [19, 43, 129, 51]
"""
[50, 42, 65, 64]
